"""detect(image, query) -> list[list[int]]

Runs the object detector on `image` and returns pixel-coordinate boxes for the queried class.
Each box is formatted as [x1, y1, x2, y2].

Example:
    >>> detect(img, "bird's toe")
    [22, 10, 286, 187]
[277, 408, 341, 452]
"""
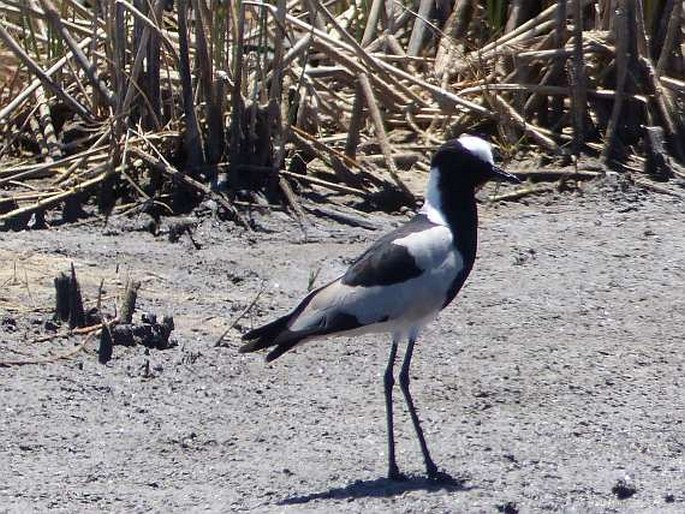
[427, 468, 461, 486]
[388, 468, 409, 482]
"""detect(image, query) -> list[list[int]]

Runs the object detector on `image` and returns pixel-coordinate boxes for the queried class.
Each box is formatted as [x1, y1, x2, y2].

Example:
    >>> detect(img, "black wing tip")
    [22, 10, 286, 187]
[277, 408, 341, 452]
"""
[237, 340, 293, 362]
[238, 334, 277, 354]
[237, 341, 256, 353]
[265, 341, 298, 362]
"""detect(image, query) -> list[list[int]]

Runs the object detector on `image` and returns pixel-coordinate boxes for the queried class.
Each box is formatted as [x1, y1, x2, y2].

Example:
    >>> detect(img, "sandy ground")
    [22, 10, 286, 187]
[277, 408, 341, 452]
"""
[1, 177, 684, 513]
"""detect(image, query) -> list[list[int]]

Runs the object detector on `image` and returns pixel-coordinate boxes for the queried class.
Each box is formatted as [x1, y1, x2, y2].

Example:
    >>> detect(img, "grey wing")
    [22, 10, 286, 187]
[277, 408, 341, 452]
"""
[288, 223, 462, 338]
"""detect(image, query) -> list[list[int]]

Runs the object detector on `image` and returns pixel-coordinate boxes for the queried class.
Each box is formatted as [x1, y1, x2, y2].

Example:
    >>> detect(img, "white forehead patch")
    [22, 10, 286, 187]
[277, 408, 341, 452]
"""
[458, 135, 494, 165]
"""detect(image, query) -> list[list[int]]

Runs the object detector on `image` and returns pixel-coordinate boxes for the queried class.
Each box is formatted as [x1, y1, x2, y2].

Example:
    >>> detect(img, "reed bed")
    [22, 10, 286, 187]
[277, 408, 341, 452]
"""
[0, 0, 683, 229]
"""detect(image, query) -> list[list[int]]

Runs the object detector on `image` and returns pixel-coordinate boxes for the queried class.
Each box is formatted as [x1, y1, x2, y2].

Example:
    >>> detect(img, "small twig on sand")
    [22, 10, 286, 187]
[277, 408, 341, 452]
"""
[488, 184, 552, 202]
[0, 331, 98, 367]
[633, 177, 685, 198]
[215, 284, 265, 347]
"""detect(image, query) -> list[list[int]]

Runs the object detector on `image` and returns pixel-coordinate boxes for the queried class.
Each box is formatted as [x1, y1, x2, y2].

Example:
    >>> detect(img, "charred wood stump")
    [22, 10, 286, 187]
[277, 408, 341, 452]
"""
[643, 126, 674, 180]
[119, 280, 141, 324]
[53, 263, 85, 328]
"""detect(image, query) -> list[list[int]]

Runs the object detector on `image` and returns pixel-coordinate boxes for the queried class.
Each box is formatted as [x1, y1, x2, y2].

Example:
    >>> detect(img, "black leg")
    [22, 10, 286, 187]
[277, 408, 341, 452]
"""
[384, 337, 404, 480]
[398, 336, 439, 479]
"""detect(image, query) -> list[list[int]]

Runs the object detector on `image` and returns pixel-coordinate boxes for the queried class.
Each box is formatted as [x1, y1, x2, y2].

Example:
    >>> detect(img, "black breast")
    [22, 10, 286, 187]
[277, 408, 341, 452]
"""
[438, 186, 479, 308]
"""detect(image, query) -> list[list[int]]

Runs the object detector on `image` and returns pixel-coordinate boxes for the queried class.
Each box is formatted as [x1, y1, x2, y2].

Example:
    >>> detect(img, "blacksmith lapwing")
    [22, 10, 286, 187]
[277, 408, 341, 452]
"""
[240, 135, 520, 481]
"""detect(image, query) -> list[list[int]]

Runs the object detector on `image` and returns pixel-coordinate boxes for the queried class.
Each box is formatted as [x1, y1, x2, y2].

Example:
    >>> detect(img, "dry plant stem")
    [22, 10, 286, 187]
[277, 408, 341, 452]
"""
[278, 176, 306, 221]
[634, 176, 685, 198]
[288, 0, 421, 105]
[358, 73, 411, 195]
[215, 285, 265, 347]
[27, 0, 60, 161]
[373, 58, 491, 115]
[459, 83, 646, 109]
[512, 169, 601, 179]
[129, 147, 247, 227]
[269, 0, 287, 172]
[491, 94, 559, 152]
[571, 0, 587, 153]
[478, 0, 590, 56]
[434, 0, 471, 78]
[193, 0, 224, 166]
[38, 0, 115, 106]
[344, 79, 365, 160]
[632, 1, 683, 158]
[488, 183, 553, 202]
[361, 0, 384, 47]
[54, 128, 111, 185]
[111, 0, 126, 117]
[0, 331, 98, 368]
[282, 33, 313, 68]
[229, 0, 246, 173]
[115, 0, 178, 60]
[0, 146, 106, 182]
[291, 125, 362, 170]
[407, 0, 433, 56]
[301, 0, 325, 31]
[655, 0, 682, 75]
[289, 129, 359, 184]
[120, 280, 141, 325]
[601, 1, 628, 162]
[176, 0, 205, 170]
[119, 0, 168, 123]
[301, 202, 381, 230]
[0, 24, 91, 121]
[310, 38, 410, 109]
[384, 35, 407, 58]
[0, 169, 109, 225]
[279, 169, 367, 196]
[34, 87, 61, 161]
[639, 55, 681, 148]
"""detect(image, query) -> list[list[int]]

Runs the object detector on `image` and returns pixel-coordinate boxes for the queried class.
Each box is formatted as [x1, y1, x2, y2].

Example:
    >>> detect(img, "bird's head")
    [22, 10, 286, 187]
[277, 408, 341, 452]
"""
[430, 135, 520, 190]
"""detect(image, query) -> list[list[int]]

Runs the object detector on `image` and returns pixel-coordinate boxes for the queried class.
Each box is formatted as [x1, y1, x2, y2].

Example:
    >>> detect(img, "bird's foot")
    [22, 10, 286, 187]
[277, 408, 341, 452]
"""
[426, 467, 461, 486]
[387, 465, 408, 482]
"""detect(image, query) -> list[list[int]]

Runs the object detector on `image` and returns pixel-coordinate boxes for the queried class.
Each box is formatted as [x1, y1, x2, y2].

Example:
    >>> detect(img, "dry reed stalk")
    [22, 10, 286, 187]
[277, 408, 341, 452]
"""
[601, 0, 628, 162]
[128, 146, 246, 227]
[0, 24, 91, 121]
[269, 0, 287, 173]
[38, 0, 115, 106]
[344, 78, 365, 160]
[490, 94, 559, 152]
[117, 0, 168, 126]
[570, 0, 587, 154]
[660, 76, 685, 94]
[407, 0, 433, 56]
[0, 169, 110, 226]
[280, 168, 368, 196]
[277, 0, 421, 105]
[655, 0, 682, 75]
[360, 0, 383, 46]
[176, 0, 205, 171]
[290, 125, 363, 170]
[358, 72, 411, 196]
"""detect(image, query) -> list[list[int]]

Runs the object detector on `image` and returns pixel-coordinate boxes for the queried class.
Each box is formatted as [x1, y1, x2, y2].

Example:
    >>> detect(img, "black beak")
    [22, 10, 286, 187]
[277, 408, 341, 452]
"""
[490, 165, 521, 184]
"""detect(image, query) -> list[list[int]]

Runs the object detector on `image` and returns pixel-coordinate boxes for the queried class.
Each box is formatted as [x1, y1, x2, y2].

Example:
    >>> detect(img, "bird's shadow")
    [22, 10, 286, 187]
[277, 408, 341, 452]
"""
[278, 472, 472, 505]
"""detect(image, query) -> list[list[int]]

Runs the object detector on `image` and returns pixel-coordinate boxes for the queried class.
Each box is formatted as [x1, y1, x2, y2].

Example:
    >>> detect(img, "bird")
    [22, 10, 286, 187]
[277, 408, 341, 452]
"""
[239, 134, 520, 481]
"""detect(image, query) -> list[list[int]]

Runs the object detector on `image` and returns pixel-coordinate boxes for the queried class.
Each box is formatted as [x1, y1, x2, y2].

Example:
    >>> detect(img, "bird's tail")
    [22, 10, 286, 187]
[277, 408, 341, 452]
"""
[239, 314, 303, 362]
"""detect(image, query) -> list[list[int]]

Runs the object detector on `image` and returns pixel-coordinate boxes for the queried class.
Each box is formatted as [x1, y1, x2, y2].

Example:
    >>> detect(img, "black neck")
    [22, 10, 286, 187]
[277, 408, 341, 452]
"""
[441, 187, 478, 271]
